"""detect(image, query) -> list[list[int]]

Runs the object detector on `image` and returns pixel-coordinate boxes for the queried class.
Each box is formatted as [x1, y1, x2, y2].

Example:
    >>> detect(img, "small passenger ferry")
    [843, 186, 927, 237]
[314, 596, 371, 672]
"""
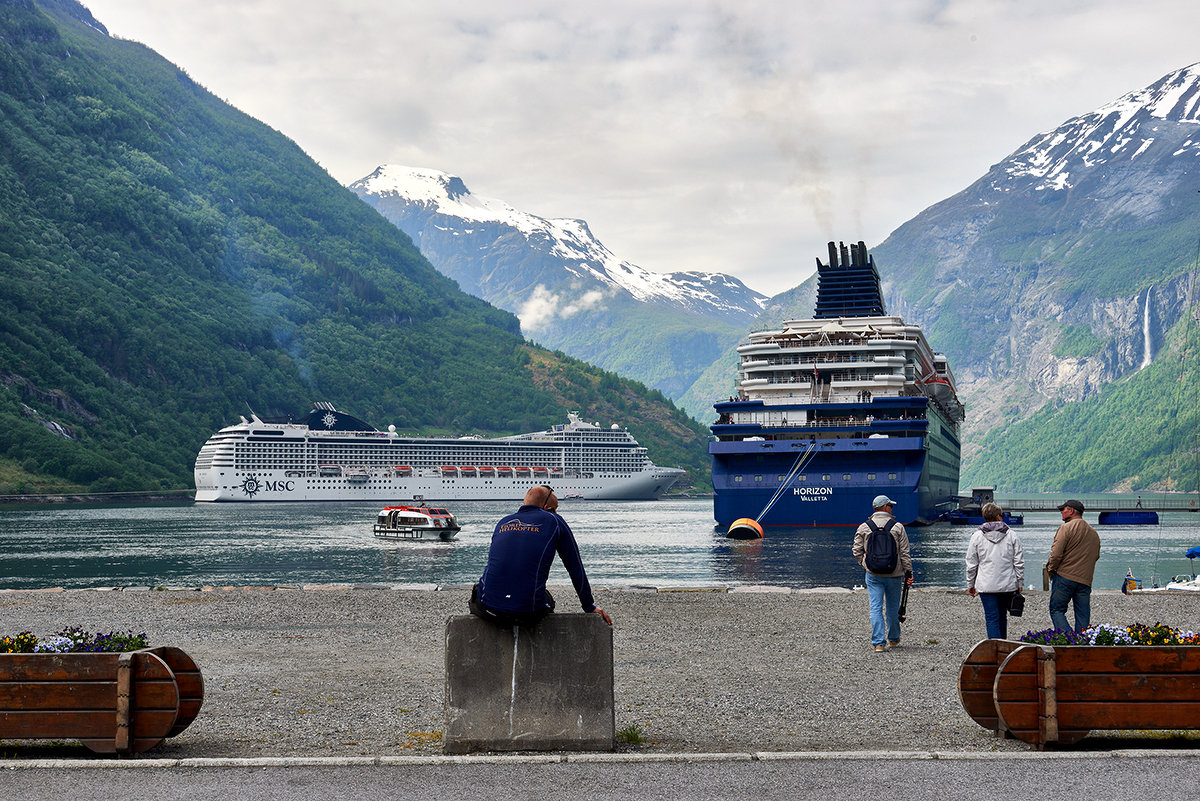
[373, 505, 461, 541]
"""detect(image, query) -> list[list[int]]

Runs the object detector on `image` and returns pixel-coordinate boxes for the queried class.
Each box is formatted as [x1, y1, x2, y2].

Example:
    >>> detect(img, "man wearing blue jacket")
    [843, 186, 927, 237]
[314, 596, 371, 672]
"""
[470, 485, 612, 627]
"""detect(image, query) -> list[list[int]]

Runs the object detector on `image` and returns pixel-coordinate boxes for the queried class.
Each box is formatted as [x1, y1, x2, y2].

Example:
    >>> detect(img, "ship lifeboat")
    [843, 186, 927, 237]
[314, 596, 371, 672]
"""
[726, 518, 764, 540]
[373, 505, 461, 542]
[923, 376, 961, 408]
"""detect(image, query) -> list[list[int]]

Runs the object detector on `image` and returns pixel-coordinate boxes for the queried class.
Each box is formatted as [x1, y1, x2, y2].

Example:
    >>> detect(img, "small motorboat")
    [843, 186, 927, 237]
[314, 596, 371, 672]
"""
[1121, 568, 1143, 594]
[373, 505, 461, 541]
[945, 486, 1023, 526]
[945, 509, 1024, 526]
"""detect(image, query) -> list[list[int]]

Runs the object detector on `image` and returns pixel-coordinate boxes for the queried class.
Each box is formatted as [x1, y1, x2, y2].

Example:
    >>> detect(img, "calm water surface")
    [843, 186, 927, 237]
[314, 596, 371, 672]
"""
[1, 498, 1199, 591]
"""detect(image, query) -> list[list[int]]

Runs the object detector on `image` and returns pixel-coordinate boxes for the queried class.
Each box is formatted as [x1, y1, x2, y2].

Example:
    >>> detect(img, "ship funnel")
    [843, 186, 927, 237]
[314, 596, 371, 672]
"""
[813, 239, 887, 319]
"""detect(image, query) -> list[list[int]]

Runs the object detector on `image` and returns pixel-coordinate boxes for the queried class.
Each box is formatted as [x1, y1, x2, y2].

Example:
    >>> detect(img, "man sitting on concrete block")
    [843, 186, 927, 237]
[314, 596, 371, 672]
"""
[469, 484, 612, 627]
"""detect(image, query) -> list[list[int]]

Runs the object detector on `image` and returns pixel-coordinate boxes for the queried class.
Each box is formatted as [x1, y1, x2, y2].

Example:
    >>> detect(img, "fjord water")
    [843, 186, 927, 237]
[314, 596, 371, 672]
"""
[1, 498, 1198, 591]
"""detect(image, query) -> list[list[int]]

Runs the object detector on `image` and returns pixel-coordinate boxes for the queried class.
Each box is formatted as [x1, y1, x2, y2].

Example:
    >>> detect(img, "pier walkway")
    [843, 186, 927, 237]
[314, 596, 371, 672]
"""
[992, 496, 1199, 513]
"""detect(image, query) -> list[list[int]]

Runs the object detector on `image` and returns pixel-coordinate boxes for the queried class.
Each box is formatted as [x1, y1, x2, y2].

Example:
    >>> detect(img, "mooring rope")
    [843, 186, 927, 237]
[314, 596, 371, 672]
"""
[754, 441, 819, 523]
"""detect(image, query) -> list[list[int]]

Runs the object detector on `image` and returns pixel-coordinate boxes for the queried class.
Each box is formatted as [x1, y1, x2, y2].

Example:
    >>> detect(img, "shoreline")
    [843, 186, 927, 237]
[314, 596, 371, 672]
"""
[0, 491, 194, 507]
[4, 585, 1200, 759]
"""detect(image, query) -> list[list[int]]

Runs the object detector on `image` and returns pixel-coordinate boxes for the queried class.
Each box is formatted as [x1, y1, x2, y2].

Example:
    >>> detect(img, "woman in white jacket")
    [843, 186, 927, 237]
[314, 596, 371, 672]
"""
[965, 502, 1024, 639]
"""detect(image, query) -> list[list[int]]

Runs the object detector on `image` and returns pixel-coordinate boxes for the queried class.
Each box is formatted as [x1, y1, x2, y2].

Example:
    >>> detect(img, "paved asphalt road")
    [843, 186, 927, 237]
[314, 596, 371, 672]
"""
[5, 753, 1199, 800]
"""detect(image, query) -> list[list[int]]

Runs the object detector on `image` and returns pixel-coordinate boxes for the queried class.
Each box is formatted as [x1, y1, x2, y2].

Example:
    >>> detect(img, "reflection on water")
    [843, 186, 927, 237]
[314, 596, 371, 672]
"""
[0, 499, 1198, 591]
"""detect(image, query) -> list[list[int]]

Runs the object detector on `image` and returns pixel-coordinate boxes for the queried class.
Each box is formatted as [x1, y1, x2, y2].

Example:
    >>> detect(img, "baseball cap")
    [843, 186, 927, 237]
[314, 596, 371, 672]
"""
[872, 495, 896, 509]
[1056, 499, 1085, 513]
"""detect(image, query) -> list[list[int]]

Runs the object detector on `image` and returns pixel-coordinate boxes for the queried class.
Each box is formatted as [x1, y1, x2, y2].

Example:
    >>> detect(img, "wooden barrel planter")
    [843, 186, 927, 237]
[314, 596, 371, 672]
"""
[0, 646, 203, 755]
[959, 638, 1200, 748]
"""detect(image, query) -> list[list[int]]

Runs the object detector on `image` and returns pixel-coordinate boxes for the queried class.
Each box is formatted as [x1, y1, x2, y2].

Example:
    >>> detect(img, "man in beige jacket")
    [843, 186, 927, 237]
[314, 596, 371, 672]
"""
[1045, 499, 1101, 632]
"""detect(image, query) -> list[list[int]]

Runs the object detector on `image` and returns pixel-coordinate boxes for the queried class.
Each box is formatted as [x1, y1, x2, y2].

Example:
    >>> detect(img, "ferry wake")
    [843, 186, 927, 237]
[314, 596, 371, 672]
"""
[195, 405, 685, 502]
[710, 241, 963, 528]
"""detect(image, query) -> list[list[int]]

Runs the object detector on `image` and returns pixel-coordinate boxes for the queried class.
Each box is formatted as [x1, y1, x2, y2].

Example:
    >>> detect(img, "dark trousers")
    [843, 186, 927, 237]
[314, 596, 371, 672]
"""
[469, 583, 554, 627]
[979, 592, 1015, 639]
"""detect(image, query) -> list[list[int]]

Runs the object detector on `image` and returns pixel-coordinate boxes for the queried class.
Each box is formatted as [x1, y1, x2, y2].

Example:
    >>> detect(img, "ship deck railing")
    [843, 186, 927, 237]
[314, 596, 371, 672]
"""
[718, 416, 927, 429]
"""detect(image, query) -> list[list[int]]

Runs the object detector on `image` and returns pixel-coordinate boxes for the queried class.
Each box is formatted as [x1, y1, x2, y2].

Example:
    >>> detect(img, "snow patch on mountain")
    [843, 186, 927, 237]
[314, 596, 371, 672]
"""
[998, 62, 1200, 192]
[352, 165, 768, 316]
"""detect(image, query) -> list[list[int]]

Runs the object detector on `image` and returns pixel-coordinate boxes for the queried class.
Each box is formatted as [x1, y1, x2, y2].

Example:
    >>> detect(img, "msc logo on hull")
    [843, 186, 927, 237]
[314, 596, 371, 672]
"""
[240, 475, 296, 497]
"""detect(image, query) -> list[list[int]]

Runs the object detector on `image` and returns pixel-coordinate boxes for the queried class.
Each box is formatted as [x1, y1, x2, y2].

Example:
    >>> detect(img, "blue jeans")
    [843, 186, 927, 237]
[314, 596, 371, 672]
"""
[865, 572, 903, 646]
[1049, 575, 1091, 632]
[979, 592, 1014, 640]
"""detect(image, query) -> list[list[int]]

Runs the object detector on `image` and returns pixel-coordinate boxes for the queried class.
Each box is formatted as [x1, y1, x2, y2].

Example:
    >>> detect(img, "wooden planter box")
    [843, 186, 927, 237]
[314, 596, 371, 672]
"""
[0, 646, 203, 755]
[959, 638, 1200, 748]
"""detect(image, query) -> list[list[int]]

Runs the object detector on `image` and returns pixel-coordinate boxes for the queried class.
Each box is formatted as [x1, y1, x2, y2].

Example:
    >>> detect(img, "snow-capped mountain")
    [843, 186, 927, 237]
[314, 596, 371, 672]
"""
[350, 166, 766, 326]
[351, 165, 767, 398]
[869, 61, 1200, 491]
[1000, 63, 1200, 193]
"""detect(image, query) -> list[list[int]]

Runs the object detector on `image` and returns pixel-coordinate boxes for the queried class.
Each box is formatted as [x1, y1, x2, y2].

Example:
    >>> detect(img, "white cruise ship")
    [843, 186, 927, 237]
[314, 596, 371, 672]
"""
[194, 403, 685, 502]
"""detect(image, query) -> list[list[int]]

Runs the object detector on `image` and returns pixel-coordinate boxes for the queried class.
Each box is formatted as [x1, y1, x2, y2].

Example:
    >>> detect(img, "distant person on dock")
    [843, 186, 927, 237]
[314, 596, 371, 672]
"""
[965, 503, 1024, 639]
[470, 485, 612, 627]
[1046, 499, 1101, 632]
[852, 495, 913, 653]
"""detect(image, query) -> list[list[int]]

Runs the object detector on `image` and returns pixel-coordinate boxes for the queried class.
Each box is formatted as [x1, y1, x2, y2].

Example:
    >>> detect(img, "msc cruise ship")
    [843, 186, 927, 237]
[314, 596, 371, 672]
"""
[194, 403, 685, 502]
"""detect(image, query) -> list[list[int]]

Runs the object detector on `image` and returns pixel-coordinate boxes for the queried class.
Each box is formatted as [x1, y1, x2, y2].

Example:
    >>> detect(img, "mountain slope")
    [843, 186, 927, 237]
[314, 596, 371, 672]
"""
[676, 279, 817, 421]
[351, 165, 766, 397]
[0, 0, 711, 494]
[871, 62, 1200, 491]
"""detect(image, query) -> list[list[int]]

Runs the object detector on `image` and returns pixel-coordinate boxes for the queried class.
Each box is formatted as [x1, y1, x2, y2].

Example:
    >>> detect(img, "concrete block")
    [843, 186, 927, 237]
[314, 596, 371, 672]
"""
[443, 613, 614, 754]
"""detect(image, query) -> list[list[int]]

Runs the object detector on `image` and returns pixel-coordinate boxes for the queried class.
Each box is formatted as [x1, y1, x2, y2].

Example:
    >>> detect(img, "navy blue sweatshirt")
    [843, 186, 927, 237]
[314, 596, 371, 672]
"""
[477, 505, 596, 614]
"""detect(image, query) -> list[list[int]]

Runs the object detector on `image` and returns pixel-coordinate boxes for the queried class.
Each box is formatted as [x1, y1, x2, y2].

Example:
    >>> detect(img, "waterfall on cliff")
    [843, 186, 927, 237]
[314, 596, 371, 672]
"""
[1141, 290, 1153, 369]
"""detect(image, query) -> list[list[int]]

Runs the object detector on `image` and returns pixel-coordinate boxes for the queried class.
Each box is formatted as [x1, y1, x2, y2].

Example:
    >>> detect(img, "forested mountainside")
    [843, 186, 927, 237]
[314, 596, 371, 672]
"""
[351, 165, 766, 399]
[0, 0, 710, 495]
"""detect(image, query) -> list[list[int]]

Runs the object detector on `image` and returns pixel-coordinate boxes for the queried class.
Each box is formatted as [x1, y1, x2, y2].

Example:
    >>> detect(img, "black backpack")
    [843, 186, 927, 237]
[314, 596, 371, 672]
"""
[864, 518, 898, 574]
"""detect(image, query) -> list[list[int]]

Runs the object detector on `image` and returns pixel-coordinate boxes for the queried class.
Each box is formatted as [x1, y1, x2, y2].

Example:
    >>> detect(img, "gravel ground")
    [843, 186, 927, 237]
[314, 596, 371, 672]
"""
[2, 585, 1199, 758]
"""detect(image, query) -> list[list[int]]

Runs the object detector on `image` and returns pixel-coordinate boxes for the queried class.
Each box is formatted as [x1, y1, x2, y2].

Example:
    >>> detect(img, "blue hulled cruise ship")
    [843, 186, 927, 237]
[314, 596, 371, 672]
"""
[710, 241, 963, 527]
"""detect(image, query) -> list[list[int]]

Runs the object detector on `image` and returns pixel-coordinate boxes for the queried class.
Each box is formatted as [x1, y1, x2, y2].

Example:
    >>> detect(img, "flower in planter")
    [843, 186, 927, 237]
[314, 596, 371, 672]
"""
[1020, 627, 1088, 645]
[0, 629, 149, 653]
[0, 632, 38, 653]
[32, 636, 74, 653]
[1084, 624, 1134, 645]
[1021, 623, 1200, 646]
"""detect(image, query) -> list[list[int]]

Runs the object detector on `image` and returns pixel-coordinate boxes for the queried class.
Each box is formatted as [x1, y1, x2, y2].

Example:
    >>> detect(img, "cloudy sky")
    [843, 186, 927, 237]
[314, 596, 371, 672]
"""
[83, 0, 1200, 296]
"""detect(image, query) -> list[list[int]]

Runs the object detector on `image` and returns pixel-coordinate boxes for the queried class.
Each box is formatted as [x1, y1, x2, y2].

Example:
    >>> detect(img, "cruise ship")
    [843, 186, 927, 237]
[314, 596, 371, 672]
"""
[710, 241, 963, 528]
[194, 404, 685, 502]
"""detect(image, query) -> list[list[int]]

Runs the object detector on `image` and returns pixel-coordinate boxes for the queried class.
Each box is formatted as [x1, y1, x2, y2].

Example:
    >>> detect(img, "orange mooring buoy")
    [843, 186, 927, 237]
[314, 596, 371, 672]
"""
[726, 517, 764, 540]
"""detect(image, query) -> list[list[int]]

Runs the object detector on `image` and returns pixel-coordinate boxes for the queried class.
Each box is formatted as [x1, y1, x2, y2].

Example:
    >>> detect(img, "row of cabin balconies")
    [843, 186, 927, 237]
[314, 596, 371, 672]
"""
[740, 353, 908, 371]
[738, 376, 907, 396]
